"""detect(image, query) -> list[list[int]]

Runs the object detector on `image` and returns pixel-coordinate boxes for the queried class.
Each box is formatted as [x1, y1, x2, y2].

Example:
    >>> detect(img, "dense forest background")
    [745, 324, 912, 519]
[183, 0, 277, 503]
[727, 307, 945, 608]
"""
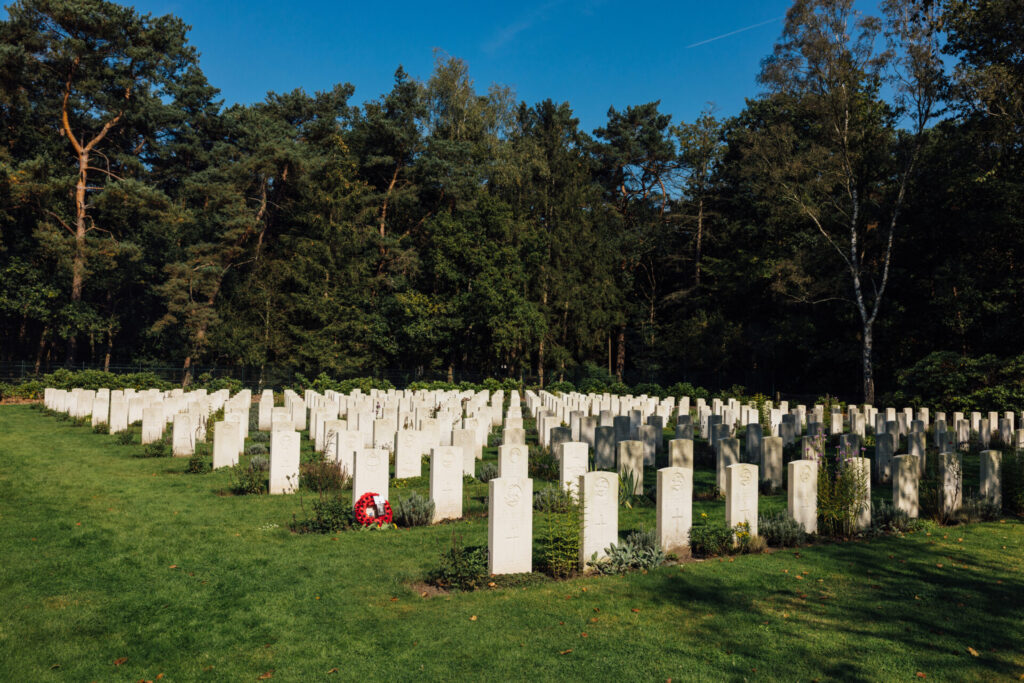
[1, 0, 1022, 403]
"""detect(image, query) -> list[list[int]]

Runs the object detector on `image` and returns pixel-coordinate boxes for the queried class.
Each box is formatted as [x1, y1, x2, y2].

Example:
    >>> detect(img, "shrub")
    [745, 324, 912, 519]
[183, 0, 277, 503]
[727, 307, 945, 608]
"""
[300, 459, 350, 492]
[528, 445, 558, 481]
[115, 430, 135, 445]
[231, 460, 267, 494]
[959, 495, 1001, 523]
[393, 492, 435, 527]
[586, 528, 665, 574]
[140, 441, 171, 458]
[249, 431, 270, 443]
[537, 500, 580, 579]
[292, 494, 352, 533]
[186, 453, 210, 474]
[546, 380, 576, 395]
[427, 535, 489, 591]
[1002, 450, 1024, 515]
[246, 443, 268, 455]
[817, 451, 870, 537]
[631, 382, 665, 398]
[92, 423, 107, 434]
[758, 512, 807, 547]
[689, 514, 733, 557]
[733, 522, 766, 554]
[872, 501, 913, 532]
[533, 486, 573, 512]
[476, 462, 499, 483]
[618, 469, 644, 508]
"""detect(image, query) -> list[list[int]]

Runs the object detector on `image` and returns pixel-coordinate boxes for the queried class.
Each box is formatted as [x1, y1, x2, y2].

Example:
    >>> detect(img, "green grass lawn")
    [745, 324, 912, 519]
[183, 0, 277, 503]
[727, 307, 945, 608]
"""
[1, 404, 1022, 681]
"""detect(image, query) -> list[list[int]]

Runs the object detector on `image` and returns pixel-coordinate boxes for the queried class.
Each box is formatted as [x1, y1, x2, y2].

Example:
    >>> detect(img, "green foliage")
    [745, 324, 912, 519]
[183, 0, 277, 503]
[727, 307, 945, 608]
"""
[758, 512, 808, 547]
[231, 458, 267, 495]
[427, 535, 489, 591]
[292, 373, 395, 394]
[139, 441, 171, 458]
[186, 452, 210, 474]
[476, 462, 499, 483]
[689, 514, 734, 557]
[393, 492, 435, 527]
[537, 500, 581, 578]
[618, 469, 644, 508]
[300, 459, 350, 492]
[533, 486, 573, 512]
[817, 452, 869, 537]
[885, 352, 1024, 413]
[958, 495, 1002, 523]
[545, 380, 576, 395]
[292, 494, 353, 533]
[114, 430, 135, 445]
[527, 445, 558, 481]
[1000, 450, 1024, 515]
[92, 423, 107, 434]
[245, 443, 268, 455]
[586, 528, 665, 574]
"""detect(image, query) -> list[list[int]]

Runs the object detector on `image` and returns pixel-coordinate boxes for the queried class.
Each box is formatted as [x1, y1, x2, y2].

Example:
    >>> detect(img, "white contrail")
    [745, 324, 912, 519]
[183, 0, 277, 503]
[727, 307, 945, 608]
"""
[686, 16, 784, 48]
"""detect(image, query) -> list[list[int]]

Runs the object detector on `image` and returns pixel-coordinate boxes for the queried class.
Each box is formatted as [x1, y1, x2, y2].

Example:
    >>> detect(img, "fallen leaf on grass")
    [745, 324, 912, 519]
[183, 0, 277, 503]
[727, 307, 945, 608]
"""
[390, 597, 398, 602]
[590, 617, 599, 623]
[327, 668, 338, 674]
[581, 587, 588, 592]
[469, 615, 477, 621]
[967, 647, 980, 657]
[559, 649, 572, 655]
[631, 608, 640, 613]
[168, 565, 178, 569]
[580, 632, 588, 638]
[114, 658, 128, 667]
[421, 592, 428, 598]
[49, 664, 60, 670]
[916, 673, 926, 679]
[257, 672, 274, 680]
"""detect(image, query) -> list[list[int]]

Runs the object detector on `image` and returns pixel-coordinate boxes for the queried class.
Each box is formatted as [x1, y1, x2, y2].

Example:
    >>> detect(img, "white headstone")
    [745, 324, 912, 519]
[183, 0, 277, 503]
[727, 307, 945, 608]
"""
[656, 467, 692, 555]
[579, 471, 618, 570]
[488, 477, 533, 575]
[269, 430, 300, 494]
[429, 446, 463, 523]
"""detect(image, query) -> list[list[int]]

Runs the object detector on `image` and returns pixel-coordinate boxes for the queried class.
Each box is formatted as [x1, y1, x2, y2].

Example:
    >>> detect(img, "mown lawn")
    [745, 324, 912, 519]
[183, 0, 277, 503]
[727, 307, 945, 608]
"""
[0, 404, 1022, 681]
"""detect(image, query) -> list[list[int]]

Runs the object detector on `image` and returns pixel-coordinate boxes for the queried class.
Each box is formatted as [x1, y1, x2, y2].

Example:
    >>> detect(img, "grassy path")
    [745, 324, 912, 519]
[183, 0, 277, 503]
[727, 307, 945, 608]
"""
[1, 405, 1022, 681]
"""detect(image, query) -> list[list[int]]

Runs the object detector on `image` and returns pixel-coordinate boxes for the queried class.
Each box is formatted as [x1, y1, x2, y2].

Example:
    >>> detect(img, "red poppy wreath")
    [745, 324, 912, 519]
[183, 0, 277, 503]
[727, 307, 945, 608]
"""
[353, 491, 392, 527]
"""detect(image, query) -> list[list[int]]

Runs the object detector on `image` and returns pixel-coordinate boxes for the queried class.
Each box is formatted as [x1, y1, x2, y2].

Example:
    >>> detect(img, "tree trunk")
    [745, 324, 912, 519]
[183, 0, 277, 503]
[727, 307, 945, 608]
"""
[616, 327, 626, 382]
[103, 323, 114, 372]
[34, 326, 49, 374]
[695, 197, 704, 287]
[538, 338, 545, 389]
[862, 323, 874, 404]
[447, 362, 454, 384]
[182, 354, 193, 388]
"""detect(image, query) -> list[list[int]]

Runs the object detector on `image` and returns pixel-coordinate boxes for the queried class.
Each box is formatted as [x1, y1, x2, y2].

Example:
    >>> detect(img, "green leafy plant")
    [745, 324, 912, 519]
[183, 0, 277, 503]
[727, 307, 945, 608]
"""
[427, 534, 489, 591]
[246, 443, 268, 455]
[528, 444, 558, 481]
[537, 499, 581, 578]
[618, 469, 644, 508]
[758, 512, 808, 547]
[393, 492, 435, 527]
[533, 486, 573, 512]
[231, 458, 268, 495]
[186, 452, 210, 474]
[139, 440, 171, 458]
[476, 462, 499, 483]
[300, 459, 350, 492]
[689, 513, 734, 557]
[291, 493, 352, 533]
[586, 528, 665, 574]
[816, 442, 870, 537]
[114, 430, 135, 445]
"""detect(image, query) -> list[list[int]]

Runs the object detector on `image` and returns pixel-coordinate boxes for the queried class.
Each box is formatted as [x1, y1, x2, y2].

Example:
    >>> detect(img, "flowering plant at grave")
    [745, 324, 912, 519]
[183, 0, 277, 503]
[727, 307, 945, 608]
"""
[353, 491, 393, 527]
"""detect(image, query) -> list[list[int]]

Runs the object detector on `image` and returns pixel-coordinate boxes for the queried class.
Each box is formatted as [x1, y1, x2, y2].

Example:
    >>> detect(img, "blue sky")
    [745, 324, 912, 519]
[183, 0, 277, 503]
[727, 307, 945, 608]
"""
[24, 0, 880, 132]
